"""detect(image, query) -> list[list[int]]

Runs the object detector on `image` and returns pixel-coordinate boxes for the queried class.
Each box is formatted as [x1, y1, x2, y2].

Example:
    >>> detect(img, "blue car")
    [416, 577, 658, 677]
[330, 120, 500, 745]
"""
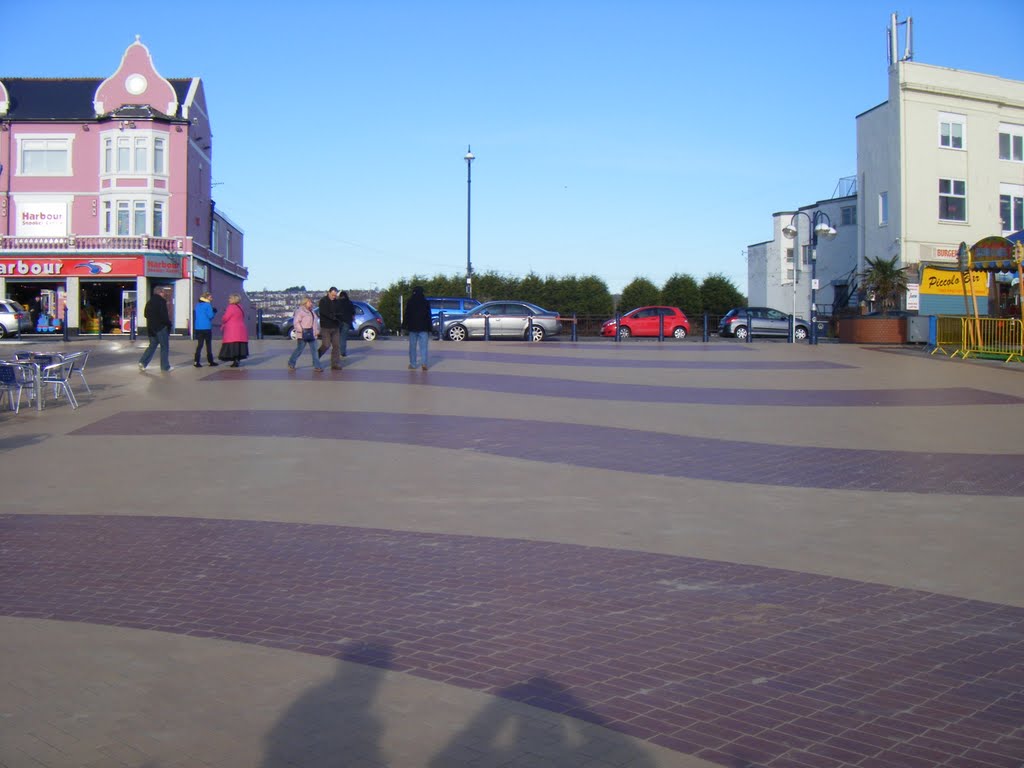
[427, 296, 481, 336]
[281, 300, 387, 341]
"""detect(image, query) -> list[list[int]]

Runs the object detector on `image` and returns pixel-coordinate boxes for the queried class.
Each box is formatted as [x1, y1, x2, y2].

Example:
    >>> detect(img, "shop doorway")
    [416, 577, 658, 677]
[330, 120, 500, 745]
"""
[7, 283, 66, 333]
[80, 281, 136, 334]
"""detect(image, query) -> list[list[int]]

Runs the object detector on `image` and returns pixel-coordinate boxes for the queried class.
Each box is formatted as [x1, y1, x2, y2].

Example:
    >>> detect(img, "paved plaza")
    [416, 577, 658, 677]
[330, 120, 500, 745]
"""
[1, 335, 1022, 768]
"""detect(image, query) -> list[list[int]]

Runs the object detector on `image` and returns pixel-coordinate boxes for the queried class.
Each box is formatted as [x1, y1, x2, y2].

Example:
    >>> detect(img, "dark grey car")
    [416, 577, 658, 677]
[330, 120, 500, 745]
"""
[719, 307, 809, 340]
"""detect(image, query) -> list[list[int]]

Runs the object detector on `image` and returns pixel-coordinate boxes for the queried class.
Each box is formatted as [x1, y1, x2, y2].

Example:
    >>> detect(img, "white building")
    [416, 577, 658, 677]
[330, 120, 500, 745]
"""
[746, 182, 858, 319]
[856, 19, 1024, 314]
[748, 15, 1024, 320]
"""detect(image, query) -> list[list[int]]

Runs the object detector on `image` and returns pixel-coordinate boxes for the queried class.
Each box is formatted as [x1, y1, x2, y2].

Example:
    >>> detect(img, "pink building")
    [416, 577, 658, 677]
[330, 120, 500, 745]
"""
[0, 36, 246, 335]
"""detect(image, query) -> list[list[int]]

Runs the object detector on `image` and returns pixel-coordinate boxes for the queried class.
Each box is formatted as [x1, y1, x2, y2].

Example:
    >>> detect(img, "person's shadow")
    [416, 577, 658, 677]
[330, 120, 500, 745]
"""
[428, 675, 657, 767]
[259, 641, 391, 768]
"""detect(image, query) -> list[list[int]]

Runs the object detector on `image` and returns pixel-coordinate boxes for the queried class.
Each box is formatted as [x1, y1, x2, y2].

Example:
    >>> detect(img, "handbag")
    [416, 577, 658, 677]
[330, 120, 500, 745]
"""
[301, 327, 315, 342]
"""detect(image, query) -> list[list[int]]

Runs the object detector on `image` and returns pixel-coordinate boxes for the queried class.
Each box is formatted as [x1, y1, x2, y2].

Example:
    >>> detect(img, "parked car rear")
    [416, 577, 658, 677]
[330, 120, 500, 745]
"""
[281, 300, 387, 341]
[0, 299, 34, 338]
[427, 296, 480, 324]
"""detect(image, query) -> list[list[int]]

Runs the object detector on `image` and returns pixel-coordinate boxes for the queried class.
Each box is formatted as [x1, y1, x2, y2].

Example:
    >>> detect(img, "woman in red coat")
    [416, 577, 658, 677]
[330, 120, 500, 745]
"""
[217, 293, 250, 367]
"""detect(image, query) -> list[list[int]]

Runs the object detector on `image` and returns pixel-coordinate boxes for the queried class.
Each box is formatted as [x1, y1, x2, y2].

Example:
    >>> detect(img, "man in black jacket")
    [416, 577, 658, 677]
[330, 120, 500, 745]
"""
[337, 290, 356, 359]
[317, 287, 344, 370]
[402, 286, 433, 370]
[138, 287, 172, 372]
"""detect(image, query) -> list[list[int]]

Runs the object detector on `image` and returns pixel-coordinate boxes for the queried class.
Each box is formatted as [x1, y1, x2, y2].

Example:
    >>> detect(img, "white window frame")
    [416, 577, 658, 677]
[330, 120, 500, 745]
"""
[1000, 184, 1024, 234]
[999, 123, 1024, 162]
[840, 206, 856, 226]
[938, 178, 967, 222]
[938, 112, 966, 150]
[101, 131, 169, 176]
[101, 196, 167, 237]
[878, 192, 889, 226]
[17, 134, 73, 176]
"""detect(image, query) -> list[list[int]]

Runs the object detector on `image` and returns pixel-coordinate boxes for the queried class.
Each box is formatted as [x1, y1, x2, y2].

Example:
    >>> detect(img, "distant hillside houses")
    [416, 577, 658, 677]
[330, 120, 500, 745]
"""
[249, 288, 381, 319]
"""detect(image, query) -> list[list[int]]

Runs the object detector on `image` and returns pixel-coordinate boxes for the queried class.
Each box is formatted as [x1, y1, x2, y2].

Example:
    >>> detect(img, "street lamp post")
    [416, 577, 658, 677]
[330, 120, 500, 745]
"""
[464, 146, 474, 297]
[783, 210, 837, 345]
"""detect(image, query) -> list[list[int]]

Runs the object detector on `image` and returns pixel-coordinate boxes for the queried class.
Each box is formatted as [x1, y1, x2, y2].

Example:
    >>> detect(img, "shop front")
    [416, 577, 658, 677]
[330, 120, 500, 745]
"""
[0, 253, 186, 334]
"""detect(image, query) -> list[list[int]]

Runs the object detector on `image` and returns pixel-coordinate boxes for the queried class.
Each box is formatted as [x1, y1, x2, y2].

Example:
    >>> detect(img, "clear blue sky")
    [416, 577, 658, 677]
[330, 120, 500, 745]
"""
[5, 1, 1023, 295]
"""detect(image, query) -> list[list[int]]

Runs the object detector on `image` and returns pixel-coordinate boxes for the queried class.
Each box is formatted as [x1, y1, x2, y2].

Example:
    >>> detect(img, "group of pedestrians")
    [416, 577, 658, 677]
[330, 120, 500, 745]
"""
[138, 284, 434, 375]
[287, 287, 355, 372]
[138, 288, 250, 372]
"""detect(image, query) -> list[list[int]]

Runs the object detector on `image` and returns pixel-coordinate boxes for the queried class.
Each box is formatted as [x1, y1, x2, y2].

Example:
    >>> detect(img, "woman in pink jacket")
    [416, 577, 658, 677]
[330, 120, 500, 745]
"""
[287, 297, 323, 372]
[217, 293, 250, 367]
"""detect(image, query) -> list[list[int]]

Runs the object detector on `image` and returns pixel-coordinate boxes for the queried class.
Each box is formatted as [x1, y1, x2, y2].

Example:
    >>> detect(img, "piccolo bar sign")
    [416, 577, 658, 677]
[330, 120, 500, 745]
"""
[920, 267, 988, 295]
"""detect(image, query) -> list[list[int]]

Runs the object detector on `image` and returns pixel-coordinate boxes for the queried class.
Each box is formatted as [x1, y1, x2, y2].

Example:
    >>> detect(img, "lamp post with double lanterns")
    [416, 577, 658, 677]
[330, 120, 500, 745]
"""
[782, 210, 837, 345]
[464, 146, 475, 298]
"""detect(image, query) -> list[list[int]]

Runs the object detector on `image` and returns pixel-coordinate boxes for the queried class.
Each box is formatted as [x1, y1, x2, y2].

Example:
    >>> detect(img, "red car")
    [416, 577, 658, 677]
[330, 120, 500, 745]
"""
[601, 306, 691, 339]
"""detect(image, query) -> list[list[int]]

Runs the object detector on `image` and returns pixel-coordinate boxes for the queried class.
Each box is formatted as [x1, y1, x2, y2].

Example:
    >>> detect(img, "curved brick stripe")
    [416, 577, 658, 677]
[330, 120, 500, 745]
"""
[359, 347, 853, 369]
[207, 368, 1024, 407]
[1, 515, 1021, 767]
[73, 410, 1024, 496]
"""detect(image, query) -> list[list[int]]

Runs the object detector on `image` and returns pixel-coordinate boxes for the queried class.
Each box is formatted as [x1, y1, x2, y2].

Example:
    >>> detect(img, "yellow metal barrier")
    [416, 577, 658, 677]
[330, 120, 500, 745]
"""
[931, 315, 965, 357]
[957, 316, 1024, 363]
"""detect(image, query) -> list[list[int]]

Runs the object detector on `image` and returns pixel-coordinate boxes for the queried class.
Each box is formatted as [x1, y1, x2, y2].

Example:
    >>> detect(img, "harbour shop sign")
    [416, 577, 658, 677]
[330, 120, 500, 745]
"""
[0, 256, 146, 278]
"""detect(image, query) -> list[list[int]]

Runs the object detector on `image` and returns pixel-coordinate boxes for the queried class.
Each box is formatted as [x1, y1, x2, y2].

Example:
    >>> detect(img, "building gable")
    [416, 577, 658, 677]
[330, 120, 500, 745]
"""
[93, 36, 179, 118]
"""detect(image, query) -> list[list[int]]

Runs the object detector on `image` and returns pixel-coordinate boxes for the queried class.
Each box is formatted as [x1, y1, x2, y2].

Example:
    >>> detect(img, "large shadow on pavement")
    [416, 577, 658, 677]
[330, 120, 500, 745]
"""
[260, 641, 390, 767]
[428, 675, 657, 767]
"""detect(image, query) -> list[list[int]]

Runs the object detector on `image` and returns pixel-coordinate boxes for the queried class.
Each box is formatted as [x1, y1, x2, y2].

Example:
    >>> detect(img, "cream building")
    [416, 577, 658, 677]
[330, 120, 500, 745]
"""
[749, 16, 1024, 321]
[857, 40, 1024, 314]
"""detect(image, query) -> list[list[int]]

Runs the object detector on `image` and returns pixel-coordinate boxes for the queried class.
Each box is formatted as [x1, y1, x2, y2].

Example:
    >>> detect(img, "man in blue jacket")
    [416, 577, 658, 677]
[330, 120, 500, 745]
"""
[193, 292, 219, 368]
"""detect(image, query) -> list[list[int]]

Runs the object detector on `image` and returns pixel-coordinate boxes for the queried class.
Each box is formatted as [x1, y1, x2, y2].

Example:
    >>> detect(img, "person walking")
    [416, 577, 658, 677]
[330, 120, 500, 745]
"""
[336, 290, 356, 359]
[402, 286, 433, 371]
[288, 297, 323, 372]
[316, 287, 343, 369]
[217, 293, 250, 368]
[138, 287, 172, 372]
[193, 292, 219, 368]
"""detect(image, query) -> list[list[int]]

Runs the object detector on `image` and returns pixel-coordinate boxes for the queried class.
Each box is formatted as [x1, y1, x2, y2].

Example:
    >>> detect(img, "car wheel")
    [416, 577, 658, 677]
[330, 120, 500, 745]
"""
[528, 324, 545, 342]
[447, 324, 468, 342]
[361, 326, 378, 341]
[0, 325, 8, 339]
[289, 327, 299, 341]
[734, 325, 748, 341]
[794, 325, 809, 341]
[618, 326, 631, 339]
[672, 326, 687, 339]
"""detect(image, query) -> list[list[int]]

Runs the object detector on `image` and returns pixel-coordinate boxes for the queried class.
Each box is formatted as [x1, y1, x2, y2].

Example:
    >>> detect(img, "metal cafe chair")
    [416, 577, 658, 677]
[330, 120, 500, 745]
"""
[0, 362, 36, 413]
[39, 358, 79, 409]
[63, 349, 92, 395]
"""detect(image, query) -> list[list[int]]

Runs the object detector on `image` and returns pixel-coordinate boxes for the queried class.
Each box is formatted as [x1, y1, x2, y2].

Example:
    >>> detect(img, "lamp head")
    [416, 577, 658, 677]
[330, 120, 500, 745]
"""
[815, 222, 838, 241]
[782, 224, 798, 240]
[465, 145, 474, 163]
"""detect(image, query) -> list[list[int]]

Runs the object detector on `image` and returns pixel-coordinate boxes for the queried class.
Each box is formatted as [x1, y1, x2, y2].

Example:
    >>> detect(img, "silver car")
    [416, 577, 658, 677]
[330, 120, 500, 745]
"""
[0, 299, 34, 338]
[440, 300, 562, 342]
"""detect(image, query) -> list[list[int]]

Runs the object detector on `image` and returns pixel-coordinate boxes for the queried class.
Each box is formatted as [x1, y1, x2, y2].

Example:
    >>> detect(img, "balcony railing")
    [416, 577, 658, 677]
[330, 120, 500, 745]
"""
[0, 235, 187, 253]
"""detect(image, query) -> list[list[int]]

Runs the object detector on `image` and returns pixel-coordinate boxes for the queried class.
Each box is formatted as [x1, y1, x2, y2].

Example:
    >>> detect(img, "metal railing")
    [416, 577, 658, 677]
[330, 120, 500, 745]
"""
[0, 235, 185, 252]
[932, 315, 1024, 363]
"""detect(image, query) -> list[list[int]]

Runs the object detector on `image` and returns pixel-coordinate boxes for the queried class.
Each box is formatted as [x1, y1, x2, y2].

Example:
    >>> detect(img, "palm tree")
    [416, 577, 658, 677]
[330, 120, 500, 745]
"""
[860, 256, 910, 315]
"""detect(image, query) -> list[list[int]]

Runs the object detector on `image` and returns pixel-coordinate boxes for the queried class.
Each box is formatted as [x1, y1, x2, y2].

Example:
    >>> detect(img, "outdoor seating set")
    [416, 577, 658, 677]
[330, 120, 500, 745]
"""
[0, 349, 91, 414]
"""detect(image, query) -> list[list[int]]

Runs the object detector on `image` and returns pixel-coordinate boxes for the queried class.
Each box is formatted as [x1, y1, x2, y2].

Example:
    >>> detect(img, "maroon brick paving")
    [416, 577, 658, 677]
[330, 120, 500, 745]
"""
[204, 367, 1024, 407]
[73, 410, 1024, 496]
[1, 515, 1021, 768]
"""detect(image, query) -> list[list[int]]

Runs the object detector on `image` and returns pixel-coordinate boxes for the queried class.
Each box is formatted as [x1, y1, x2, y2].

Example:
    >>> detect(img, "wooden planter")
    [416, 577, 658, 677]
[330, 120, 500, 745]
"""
[837, 316, 907, 344]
